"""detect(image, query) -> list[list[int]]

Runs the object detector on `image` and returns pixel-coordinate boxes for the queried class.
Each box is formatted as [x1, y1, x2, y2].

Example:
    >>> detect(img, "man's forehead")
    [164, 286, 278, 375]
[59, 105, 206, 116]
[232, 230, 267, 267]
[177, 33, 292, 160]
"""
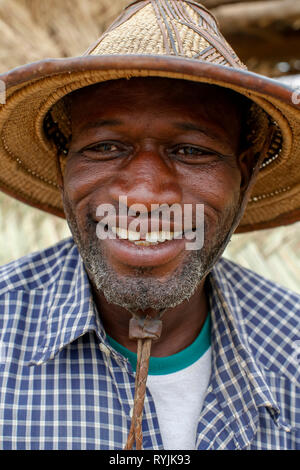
[69, 76, 247, 109]
[68, 77, 249, 143]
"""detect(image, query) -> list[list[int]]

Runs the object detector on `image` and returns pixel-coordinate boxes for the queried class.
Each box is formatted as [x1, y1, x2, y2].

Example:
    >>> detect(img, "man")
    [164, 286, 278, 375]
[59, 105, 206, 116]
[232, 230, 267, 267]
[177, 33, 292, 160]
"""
[0, 0, 299, 450]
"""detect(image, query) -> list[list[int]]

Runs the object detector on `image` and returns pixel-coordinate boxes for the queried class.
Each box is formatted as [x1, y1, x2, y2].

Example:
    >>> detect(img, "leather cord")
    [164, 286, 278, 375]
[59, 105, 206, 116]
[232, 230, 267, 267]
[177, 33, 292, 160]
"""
[124, 338, 152, 450]
[124, 311, 165, 450]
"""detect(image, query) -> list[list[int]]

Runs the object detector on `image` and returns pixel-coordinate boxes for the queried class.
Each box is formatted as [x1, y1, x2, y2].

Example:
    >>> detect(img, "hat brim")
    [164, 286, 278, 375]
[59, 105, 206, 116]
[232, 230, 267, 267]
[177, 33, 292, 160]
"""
[0, 54, 299, 233]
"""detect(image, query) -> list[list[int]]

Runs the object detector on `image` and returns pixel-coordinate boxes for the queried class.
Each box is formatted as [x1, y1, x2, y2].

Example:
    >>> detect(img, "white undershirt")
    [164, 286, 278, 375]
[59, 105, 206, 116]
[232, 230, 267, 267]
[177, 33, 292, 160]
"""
[146, 347, 212, 450]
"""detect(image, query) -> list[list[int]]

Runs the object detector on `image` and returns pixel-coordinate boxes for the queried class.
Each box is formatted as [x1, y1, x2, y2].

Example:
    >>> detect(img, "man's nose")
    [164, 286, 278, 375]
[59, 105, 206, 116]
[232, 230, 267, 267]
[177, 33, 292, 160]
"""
[108, 149, 182, 210]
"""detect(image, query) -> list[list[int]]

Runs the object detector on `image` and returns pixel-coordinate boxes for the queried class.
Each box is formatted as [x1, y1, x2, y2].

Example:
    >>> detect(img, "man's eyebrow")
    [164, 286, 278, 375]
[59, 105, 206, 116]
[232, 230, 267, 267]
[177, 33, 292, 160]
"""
[79, 119, 225, 144]
[80, 119, 123, 132]
[174, 121, 221, 142]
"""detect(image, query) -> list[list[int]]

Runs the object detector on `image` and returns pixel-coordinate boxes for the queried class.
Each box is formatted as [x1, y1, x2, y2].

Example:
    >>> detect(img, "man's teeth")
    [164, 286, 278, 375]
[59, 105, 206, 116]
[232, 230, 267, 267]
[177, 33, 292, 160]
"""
[111, 227, 182, 244]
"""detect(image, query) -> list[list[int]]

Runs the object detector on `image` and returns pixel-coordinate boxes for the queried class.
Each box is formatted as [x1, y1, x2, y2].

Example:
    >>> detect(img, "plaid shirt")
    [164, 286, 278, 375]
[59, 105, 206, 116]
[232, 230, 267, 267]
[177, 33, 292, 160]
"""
[0, 237, 299, 450]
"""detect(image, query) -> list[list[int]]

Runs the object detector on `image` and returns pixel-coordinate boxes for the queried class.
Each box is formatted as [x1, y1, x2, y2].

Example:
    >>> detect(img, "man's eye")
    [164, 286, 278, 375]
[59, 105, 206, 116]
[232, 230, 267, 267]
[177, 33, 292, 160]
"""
[176, 146, 205, 157]
[86, 143, 119, 153]
[81, 141, 128, 160]
[172, 145, 215, 161]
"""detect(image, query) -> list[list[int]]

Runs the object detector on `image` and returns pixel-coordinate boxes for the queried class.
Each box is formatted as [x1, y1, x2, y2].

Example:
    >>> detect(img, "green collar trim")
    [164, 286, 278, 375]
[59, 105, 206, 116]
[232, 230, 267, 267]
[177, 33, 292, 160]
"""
[106, 313, 211, 375]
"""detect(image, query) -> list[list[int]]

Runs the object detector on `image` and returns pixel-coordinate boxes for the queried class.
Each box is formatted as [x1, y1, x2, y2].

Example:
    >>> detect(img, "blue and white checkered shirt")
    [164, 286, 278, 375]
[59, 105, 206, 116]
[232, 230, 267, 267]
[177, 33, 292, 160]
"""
[0, 237, 299, 450]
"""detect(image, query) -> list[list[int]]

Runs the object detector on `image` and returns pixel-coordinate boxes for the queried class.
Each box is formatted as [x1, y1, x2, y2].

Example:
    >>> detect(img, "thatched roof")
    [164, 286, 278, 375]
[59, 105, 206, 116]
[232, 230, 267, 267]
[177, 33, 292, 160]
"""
[0, 0, 299, 77]
[0, 0, 127, 72]
[210, 0, 300, 77]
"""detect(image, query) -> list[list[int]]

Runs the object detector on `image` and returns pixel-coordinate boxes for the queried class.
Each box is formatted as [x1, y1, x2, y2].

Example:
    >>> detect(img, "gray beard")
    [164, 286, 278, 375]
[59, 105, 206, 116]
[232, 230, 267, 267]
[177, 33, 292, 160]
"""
[63, 198, 241, 314]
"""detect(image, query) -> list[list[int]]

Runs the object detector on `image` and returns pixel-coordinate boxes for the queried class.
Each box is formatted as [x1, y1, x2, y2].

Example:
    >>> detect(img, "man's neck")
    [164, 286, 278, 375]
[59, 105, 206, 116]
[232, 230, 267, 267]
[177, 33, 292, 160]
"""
[91, 277, 209, 357]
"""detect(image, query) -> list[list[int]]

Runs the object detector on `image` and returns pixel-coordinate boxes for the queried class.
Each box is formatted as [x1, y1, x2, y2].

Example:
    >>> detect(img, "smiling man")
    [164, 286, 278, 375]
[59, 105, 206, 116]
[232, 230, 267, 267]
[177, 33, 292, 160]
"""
[0, 0, 299, 451]
[65, 78, 247, 318]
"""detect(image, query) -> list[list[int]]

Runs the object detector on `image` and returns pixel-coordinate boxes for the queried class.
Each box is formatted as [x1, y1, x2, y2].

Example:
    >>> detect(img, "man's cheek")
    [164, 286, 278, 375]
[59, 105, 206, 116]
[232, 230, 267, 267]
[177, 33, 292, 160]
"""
[63, 192, 88, 240]
[204, 196, 238, 238]
[63, 157, 100, 205]
[193, 166, 239, 204]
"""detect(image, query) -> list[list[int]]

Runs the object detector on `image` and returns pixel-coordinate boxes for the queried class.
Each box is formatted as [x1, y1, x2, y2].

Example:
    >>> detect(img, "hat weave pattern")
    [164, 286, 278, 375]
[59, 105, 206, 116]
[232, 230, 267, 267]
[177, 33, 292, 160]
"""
[87, 1, 245, 69]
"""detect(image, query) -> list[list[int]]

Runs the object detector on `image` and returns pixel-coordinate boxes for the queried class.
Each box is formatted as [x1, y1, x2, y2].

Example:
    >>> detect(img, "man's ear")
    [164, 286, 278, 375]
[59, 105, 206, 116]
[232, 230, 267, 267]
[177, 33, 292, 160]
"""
[238, 147, 258, 195]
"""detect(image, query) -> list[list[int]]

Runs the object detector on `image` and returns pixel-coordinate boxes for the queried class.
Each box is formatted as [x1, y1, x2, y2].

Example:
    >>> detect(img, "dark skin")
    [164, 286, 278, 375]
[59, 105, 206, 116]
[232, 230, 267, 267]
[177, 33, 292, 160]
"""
[60, 78, 256, 357]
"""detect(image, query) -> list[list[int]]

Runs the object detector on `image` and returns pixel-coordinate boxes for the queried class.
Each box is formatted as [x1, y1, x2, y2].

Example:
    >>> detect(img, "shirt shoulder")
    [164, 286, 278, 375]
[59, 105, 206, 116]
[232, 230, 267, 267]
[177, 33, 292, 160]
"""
[218, 256, 300, 312]
[0, 236, 77, 295]
[216, 257, 300, 380]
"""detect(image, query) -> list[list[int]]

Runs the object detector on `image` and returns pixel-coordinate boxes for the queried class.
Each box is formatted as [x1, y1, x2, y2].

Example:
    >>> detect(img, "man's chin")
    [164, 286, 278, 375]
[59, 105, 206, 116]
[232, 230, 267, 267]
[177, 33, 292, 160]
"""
[71, 228, 229, 313]
[85, 245, 209, 313]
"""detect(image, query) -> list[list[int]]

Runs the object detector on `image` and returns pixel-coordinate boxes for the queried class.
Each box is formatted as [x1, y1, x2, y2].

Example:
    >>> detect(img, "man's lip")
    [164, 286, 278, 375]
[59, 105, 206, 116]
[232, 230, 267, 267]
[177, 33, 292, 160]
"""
[100, 234, 187, 268]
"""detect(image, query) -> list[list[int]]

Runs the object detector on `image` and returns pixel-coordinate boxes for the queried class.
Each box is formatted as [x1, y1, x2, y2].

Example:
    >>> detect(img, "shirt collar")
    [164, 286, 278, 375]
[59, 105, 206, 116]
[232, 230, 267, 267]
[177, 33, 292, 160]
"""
[28, 242, 105, 366]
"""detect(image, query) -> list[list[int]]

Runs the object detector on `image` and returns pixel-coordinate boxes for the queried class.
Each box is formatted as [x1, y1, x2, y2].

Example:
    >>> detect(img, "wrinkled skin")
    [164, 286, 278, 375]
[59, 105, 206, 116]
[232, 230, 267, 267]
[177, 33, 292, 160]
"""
[60, 77, 256, 356]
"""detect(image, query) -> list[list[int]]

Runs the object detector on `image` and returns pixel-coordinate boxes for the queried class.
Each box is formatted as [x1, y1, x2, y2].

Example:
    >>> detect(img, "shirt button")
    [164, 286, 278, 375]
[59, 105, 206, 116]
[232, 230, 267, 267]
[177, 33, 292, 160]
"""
[99, 343, 110, 355]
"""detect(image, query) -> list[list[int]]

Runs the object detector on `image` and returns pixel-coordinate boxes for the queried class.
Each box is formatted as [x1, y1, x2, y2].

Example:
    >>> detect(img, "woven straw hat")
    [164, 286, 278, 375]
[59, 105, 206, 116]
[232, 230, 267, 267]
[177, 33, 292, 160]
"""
[0, 0, 299, 232]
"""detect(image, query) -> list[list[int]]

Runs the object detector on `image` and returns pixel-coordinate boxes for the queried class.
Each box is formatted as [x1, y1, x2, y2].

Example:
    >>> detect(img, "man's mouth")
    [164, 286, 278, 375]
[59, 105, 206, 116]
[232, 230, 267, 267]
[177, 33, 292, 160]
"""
[111, 227, 183, 246]
[95, 222, 195, 268]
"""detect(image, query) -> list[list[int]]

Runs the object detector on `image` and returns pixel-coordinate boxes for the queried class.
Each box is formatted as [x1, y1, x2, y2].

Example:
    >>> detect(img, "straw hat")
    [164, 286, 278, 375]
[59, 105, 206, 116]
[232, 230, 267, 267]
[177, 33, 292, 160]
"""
[0, 0, 299, 233]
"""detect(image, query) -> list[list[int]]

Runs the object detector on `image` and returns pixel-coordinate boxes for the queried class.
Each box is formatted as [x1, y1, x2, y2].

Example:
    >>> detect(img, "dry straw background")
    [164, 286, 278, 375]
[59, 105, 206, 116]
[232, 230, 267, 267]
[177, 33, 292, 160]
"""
[0, 0, 299, 293]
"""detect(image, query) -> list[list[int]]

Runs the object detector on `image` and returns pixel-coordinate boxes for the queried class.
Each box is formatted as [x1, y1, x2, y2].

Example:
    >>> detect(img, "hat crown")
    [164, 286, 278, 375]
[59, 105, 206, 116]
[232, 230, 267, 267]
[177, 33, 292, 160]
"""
[85, 0, 246, 70]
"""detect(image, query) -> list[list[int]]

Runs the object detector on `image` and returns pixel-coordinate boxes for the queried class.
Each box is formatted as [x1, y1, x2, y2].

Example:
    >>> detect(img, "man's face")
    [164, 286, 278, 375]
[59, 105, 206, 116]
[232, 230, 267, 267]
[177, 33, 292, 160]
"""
[62, 78, 252, 313]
